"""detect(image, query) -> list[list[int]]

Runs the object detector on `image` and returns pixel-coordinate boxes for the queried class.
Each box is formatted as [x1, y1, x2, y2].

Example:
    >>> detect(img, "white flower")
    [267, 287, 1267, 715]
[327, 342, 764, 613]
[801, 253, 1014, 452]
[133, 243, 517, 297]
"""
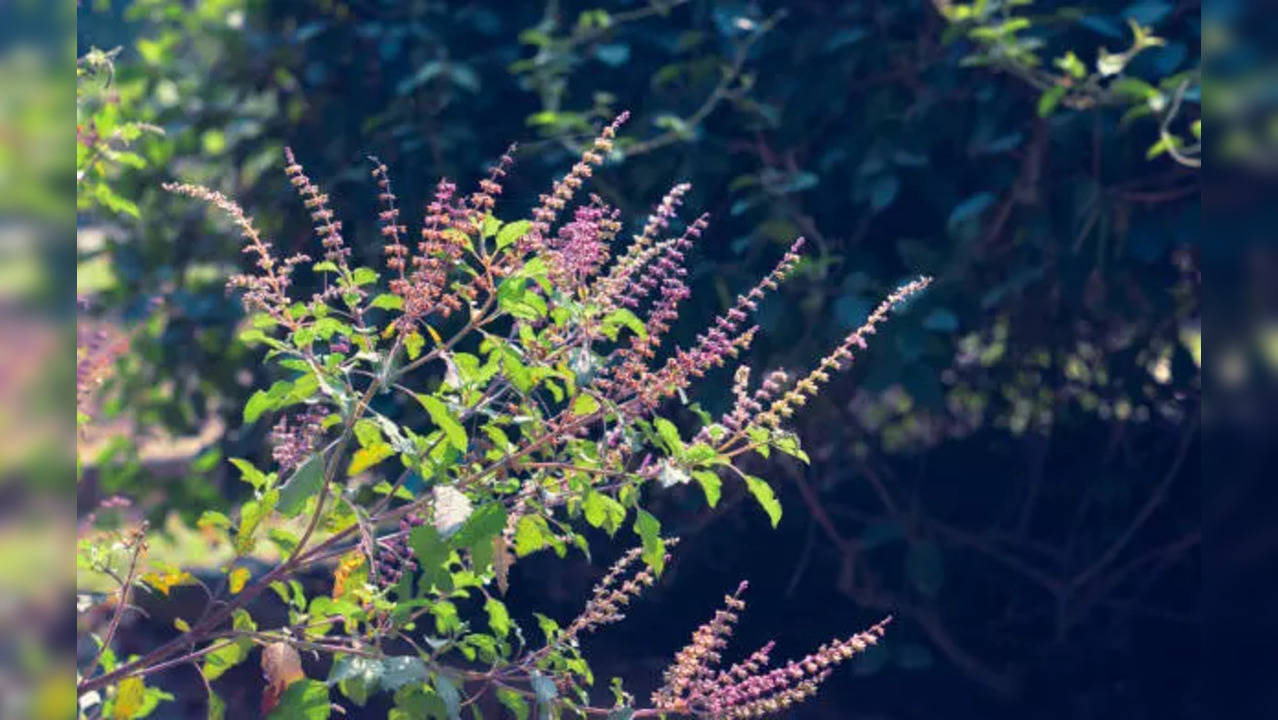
[657, 461, 691, 489]
[432, 485, 473, 538]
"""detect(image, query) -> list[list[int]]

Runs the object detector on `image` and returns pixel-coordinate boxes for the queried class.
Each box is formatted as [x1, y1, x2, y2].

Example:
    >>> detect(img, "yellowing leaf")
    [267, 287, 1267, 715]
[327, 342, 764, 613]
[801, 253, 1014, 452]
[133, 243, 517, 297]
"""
[424, 324, 443, 347]
[262, 642, 306, 689]
[113, 677, 145, 719]
[228, 567, 251, 594]
[261, 643, 309, 716]
[331, 551, 365, 599]
[347, 442, 395, 476]
[404, 331, 425, 360]
[141, 568, 194, 596]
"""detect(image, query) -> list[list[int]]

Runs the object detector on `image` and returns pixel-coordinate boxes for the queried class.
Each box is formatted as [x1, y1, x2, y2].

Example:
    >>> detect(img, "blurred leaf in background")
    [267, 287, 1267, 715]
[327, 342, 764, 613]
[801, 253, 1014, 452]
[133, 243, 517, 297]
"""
[2, 1, 76, 718]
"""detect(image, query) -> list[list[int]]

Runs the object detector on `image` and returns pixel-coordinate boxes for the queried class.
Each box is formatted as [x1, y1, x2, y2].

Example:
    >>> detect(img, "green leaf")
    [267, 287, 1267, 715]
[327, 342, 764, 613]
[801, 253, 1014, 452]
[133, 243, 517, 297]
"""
[228, 458, 269, 491]
[947, 192, 995, 231]
[268, 679, 330, 719]
[496, 220, 532, 250]
[600, 308, 647, 341]
[352, 267, 379, 286]
[496, 278, 547, 321]
[381, 656, 430, 690]
[371, 293, 404, 311]
[433, 674, 462, 720]
[481, 214, 501, 239]
[497, 688, 530, 720]
[743, 475, 782, 527]
[451, 501, 506, 549]
[243, 390, 274, 424]
[243, 379, 314, 423]
[312, 261, 339, 273]
[1054, 50, 1087, 79]
[203, 611, 255, 680]
[207, 691, 225, 720]
[484, 597, 511, 638]
[1111, 76, 1158, 101]
[404, 331, 426, 360]
[1036, 84, 1068, 117]
[570, 393, 601, 416]
[1146, 132, 1182, 160]
[652, 418, 683, 455]
[500, 348, 533, 392]
[329, 655, 382, 706]
[583, 492, 627, 535]
[513, 515, 548, 557]
[633, 509, 665, 575]
[771, 432, 810, 464]
[353, 418, 382, 448]
[1096, 48, 1127, 76]
[409, 525, 452, 589]
[691, 470, 722, 508]
[197, 510, 231, 531]
[278, 453, 325, 517]
[235, 490, 278, 554]
[417, 395, 468, 452]
[906, 540, 945, 596]
[530, 671, 557, 705]
[238, 328, 270, 346]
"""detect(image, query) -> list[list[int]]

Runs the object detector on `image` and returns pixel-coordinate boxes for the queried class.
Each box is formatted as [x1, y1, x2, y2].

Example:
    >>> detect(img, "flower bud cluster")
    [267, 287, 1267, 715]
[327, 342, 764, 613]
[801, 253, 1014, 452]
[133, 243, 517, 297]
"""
[284, 147, 350, 266]
[369, 157, 408, 278]
[394, 178, 467, 325]
[548, 200, 621, 290]
[470, 143, 516, 216]
[563, 541, 674, 640]
[652, 581, 892, 719]
[592, 182, 693, 307]
[634, 238, 805, 410]
[708, 617, 892, 719]
[727, 369, 792, 434]
[375, 513, 427, 588]
[163, 182, 309, 326]
[652, 581, 749, 711]
[525, 112, 629, 254]
[757, 276, 932, 428]
[269, 404, 327, 472]
[595, 214, 708, 405]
